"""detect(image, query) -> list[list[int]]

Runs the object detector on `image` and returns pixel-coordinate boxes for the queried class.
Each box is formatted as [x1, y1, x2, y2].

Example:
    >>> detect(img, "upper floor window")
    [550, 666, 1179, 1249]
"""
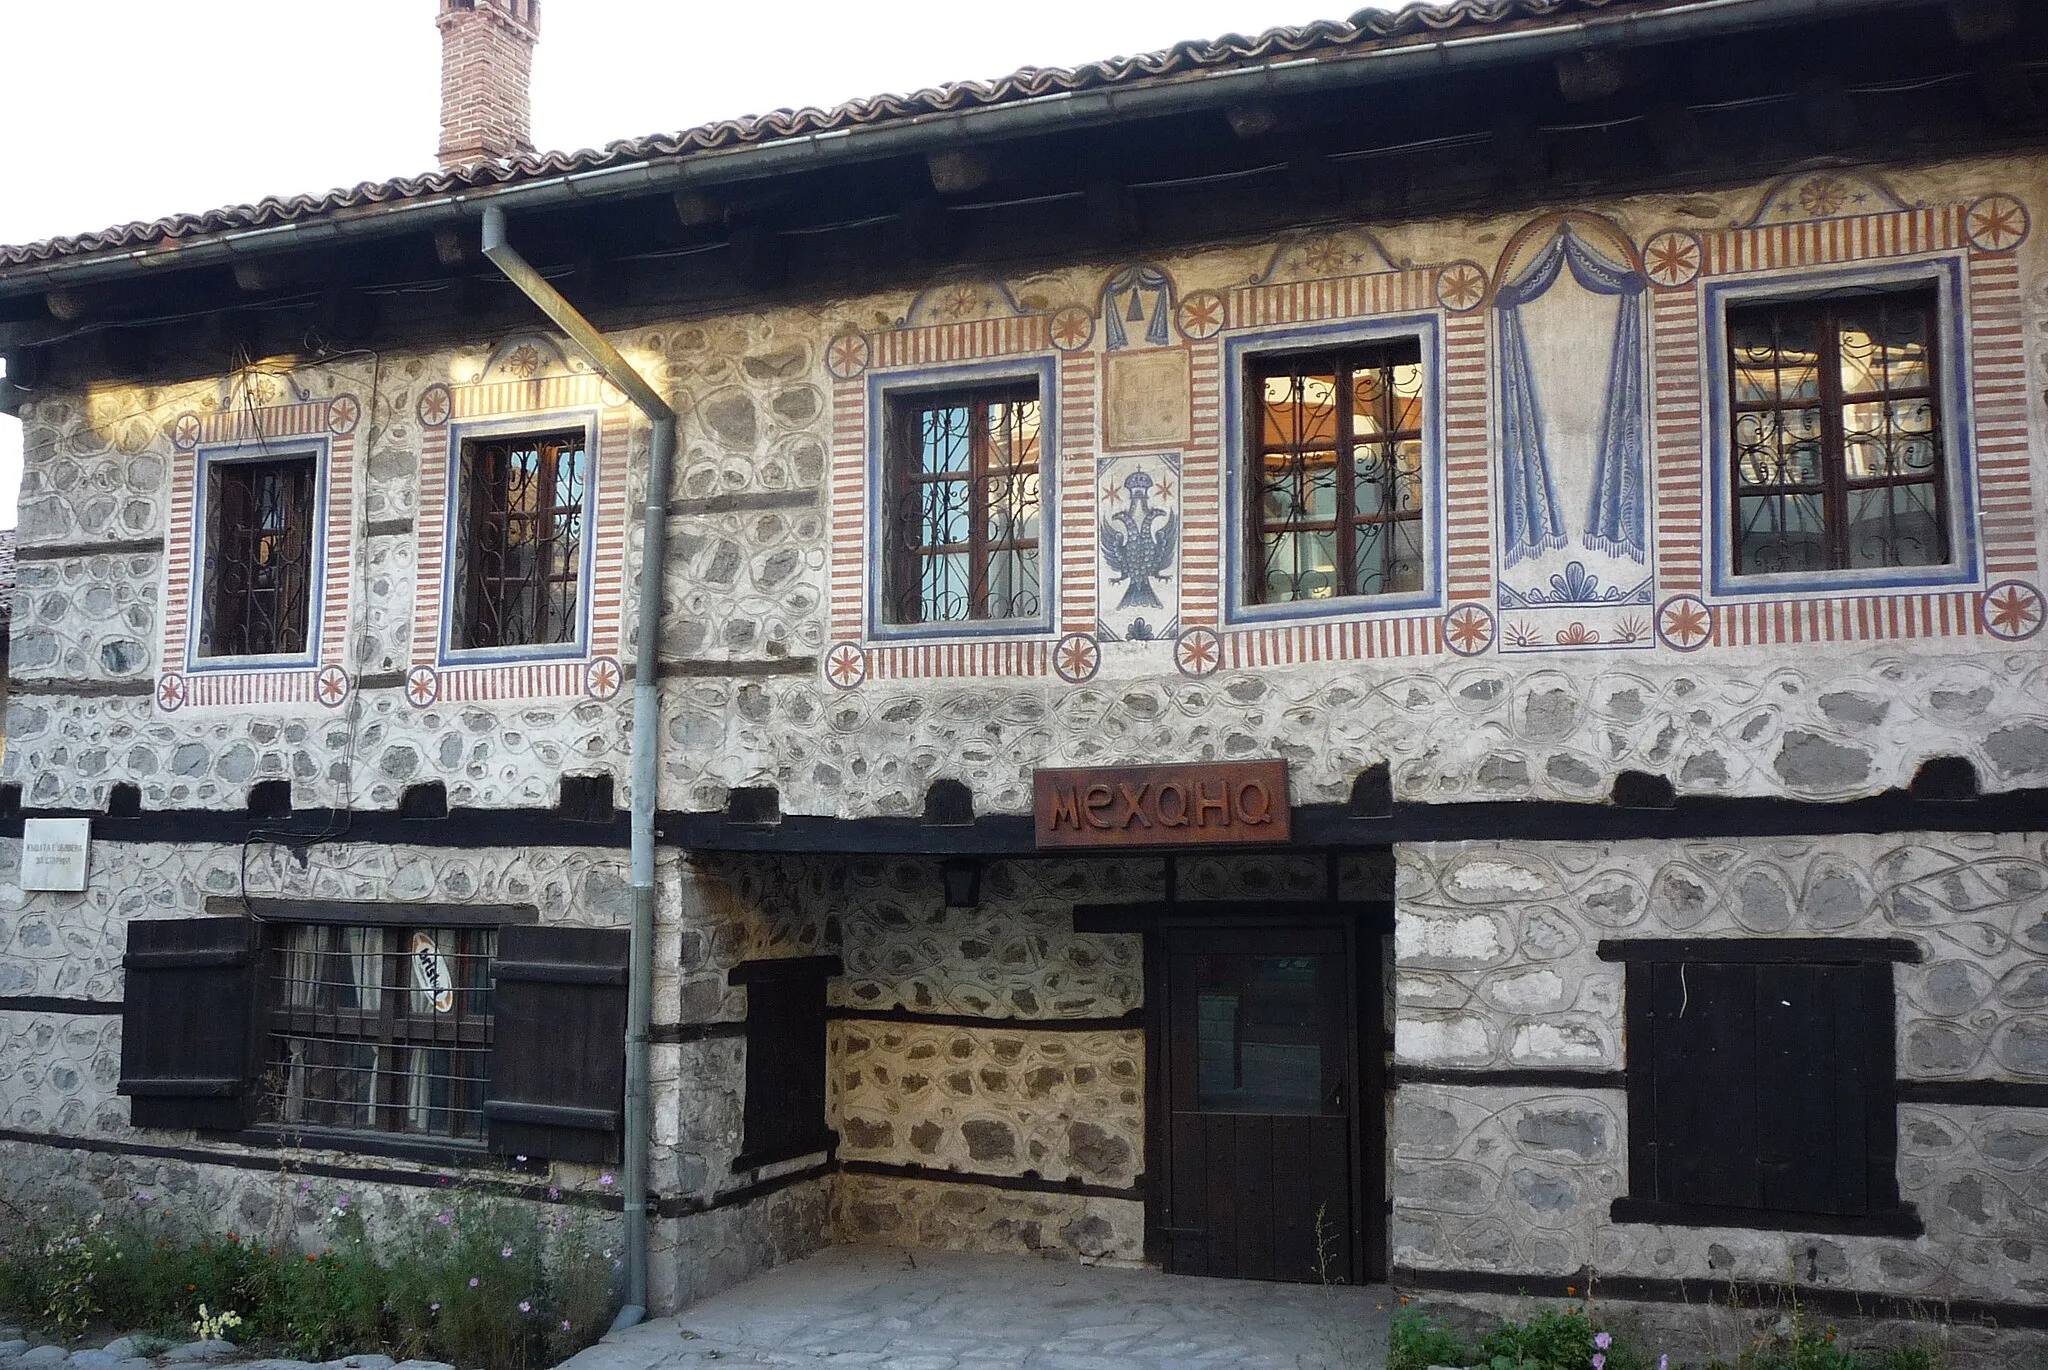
[1247, 343, 1425, 605]
[452, 428, 587, 651]
[1727, 289, 1949, 577]
[199, 453, 317, 658]
[882, 384, 1044, 625]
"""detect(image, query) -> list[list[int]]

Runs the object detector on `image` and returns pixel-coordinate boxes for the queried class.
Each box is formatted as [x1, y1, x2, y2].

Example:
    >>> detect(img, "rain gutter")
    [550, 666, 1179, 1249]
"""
[479, 204, 669, 1327]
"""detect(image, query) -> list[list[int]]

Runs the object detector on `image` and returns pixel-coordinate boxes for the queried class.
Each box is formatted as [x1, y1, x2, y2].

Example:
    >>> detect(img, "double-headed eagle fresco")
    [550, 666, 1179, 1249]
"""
[1100, 470, 1177, 610]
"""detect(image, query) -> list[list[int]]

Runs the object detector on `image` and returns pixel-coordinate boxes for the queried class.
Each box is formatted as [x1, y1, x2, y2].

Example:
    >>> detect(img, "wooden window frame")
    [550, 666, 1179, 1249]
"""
[453, 427, 590, 652]
[1725, 287, 1951, 578]
[882, 384, 1045, 626]
[198, 451, 318, 660]
[1243, 341, 1427, 608]
[260, 920, 498, 1147]
[1600, 938, 1921, 1238]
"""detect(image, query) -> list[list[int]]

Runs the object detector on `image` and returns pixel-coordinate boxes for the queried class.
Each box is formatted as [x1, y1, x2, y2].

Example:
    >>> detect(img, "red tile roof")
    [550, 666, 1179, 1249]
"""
[0, 0, 1657, 270]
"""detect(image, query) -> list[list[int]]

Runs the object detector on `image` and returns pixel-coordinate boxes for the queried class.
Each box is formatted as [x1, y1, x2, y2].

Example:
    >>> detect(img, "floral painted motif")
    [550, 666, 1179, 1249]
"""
[1642, 231, 1701, 289]
[1050, 306, 1095, 353]
[1054, 633, 1100, 684]
[585, 656, 623, 700]
[416, 384, 453, 428]
[825, 333, 871, 379]
[1443, 604, 1494, 657]
[825, 642, 868, 690]
[1435, 262, 1488, 312]
[1966, 194, 2030, 253]
[315, 665, 351, 708]
[157, 673, 187, 712]
[1656, 595, 1713, 651]
[1981, 580, 2045, 641]
[405, 664, 440, 709]
[1172, 626, 1222, 677]
[1175, 292, 1224, 341]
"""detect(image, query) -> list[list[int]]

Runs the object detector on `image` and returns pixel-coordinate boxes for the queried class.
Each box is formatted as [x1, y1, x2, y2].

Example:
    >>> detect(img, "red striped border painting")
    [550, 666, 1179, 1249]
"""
[590, 409, 632, 654]
[865, 639, 1053, 680]
[1710, 592, 1984, 647]
[1441, 314, 1492, 603]
[411, 424, 453, 665]
[869, 316, 1053, 369]
[1224, 615, 1445, 667]
[1058, 353, 1099, 635]
[1650, 290, 1706, 593]
[182, 670, 319, 708]
[434, 660, 589, 702]
[1181, 340, 1224, 627]
[828, 378, 868, 642]
[1702, 207, 1964, 275]
[1228, 269, 1434, 328]
[1966, 251, 2036, 577]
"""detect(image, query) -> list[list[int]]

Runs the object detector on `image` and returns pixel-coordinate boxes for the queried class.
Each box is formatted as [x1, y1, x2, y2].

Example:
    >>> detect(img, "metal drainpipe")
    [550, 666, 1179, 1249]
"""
[480, 205, 670, 1327]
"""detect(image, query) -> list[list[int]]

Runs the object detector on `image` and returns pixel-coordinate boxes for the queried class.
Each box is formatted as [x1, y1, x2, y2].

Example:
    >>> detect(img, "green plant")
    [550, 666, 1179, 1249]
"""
[0, 1181, 618, 1370]
[1389, 1308, 1468, 1370]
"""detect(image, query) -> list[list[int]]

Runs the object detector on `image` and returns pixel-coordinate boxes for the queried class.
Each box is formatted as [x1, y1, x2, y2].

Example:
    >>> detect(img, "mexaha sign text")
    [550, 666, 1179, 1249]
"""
[1033, 761, 1291, 848]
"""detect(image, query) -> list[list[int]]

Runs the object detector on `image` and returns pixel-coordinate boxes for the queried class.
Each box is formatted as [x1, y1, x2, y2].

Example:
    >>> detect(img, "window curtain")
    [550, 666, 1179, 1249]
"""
[1495, 226, 1649, 566]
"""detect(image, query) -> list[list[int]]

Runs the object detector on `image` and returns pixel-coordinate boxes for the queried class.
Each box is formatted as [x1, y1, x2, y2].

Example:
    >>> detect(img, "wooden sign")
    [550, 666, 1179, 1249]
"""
[1034, 761, 1290, 848]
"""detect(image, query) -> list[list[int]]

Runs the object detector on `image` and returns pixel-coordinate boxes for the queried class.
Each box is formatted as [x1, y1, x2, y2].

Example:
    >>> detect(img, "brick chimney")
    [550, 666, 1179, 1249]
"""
[437, 0, 539, 170]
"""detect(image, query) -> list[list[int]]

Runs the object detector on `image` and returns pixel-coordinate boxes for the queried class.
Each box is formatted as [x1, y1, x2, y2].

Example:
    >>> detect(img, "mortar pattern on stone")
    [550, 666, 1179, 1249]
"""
[1396, 833, 2048, 1080]
[831, 1021, 1143, 1188]
[832, 1172, 1142, 1264]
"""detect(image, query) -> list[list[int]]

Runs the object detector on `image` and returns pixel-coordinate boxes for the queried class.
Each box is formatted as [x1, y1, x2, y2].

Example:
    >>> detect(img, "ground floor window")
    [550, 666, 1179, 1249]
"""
[265, 923, 495, 1142]
[1602, 937, 1919, 1235]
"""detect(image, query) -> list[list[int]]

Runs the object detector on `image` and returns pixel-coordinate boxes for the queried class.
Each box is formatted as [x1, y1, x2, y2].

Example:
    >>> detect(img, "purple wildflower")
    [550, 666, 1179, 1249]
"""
[501, 1245, 513, 1258]
[469, 1277, 480, 1288]
[133, 1191, 152, 1203]
[599, 1173, 614, 1187]
[548, 1187, 561, 1201]
[430, 1303, 440, 1313]
[518, 1301, 531, 1314]
[1595, 1333, 1612, 1351]
[1593, 1356, 1606, 1370]
[437, 1210, 452, 1226]
[560, 1321, 571, 1332]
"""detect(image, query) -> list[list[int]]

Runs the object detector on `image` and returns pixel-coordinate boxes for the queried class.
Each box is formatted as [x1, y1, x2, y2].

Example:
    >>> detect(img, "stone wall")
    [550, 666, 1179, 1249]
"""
[9, 158, 2048, 823]
[1392, 832, 2048, 1307]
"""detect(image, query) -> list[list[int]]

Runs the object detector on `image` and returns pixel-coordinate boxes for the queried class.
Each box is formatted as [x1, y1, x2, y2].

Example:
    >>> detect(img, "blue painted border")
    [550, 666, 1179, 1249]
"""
[1220, 314, 1448, 624]
[185, 437, 331, 674]
[1703, 256, 1980, 600]
[864, 355, 1061, 643]
[438, 409, 601, 667]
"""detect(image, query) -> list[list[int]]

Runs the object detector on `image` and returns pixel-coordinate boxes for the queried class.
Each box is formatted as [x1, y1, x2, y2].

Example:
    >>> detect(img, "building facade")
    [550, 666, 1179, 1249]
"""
[1, 0, 2045, 1350]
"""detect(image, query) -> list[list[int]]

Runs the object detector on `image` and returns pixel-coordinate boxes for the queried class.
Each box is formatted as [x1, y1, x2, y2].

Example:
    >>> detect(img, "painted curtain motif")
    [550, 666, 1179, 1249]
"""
[1097, 451, 1180, 642]
[1493, 217, 1655, 652]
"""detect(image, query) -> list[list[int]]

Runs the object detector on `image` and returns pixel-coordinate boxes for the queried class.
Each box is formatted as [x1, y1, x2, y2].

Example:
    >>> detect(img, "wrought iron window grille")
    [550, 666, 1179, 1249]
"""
[199, 454, 317, 658]
[1245, 343, 1427, 606]
[453, 429, 588, 650]
[883, 386, 1045, 625]
[1727, 288, 1950, 577]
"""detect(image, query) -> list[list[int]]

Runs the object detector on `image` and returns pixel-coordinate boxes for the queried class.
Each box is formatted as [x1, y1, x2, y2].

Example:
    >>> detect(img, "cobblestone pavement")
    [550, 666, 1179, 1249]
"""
[565, 1245, 1392, 1370]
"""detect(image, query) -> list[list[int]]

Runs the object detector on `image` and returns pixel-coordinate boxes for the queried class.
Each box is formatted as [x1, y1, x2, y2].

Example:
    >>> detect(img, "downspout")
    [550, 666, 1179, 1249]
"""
[480, 204, 670, 1329]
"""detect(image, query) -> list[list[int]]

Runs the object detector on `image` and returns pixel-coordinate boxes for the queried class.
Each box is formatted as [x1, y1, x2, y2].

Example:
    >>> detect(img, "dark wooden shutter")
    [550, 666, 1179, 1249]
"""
[731, 955, 840, 1171]
[485, 925, 628, 1163]
[118, 917, 258, 1130]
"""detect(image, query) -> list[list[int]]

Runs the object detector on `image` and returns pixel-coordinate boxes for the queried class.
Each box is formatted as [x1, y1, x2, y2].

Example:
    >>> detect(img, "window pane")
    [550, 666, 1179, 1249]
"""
[457, 432, 586, 649]
[201, 455, 315, 657]
[1262, 528, 1338, 602]
[920, 406, 971, 474]
[1735, 409, 1824, 489]
[1737, 493, 1827, 574]
[1845, 483, 1945, 569]
[1837, 299, 1931, 395]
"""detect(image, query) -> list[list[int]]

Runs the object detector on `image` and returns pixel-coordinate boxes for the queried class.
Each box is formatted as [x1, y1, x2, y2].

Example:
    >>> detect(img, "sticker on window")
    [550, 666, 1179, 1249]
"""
[411, 931, 455, 1013]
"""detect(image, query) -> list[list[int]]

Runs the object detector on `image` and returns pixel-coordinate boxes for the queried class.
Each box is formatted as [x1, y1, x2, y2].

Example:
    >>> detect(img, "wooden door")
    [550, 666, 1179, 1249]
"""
[1158, 923, 1362, 1283]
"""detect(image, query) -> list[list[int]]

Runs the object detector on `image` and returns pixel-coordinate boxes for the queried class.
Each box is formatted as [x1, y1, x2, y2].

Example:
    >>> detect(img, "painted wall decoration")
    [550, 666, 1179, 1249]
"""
[1101, 264, 1175, 350]
[1492, 214, 1654, 653]
[1096, 452, 1180, 642]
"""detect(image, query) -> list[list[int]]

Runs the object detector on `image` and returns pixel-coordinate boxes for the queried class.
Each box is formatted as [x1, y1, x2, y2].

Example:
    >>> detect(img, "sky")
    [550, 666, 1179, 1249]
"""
[0, 0, 1372, 531]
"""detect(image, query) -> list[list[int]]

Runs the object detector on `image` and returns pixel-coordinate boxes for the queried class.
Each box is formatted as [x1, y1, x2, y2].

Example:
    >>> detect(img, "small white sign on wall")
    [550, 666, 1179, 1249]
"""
[21, 817, 91, 892]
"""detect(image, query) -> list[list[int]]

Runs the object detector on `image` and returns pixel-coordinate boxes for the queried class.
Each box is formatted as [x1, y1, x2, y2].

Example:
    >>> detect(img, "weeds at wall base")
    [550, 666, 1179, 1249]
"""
[0, 1173, 618, 1370]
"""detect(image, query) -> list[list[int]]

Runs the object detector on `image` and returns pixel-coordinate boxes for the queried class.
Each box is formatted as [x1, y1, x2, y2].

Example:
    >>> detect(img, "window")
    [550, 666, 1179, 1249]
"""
[118, 909, 627, 1164]
[882, 385, 1044, 625]
[199, 453, 317, 658]
[265, 923, 495, 1142]
[1727, 288, 1949, 577]
[1603, 938, 1918, 1235]
[453, 428, 588, 650]
[731, 955, 839, 1171]
[1247, 343, 1425, 604]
